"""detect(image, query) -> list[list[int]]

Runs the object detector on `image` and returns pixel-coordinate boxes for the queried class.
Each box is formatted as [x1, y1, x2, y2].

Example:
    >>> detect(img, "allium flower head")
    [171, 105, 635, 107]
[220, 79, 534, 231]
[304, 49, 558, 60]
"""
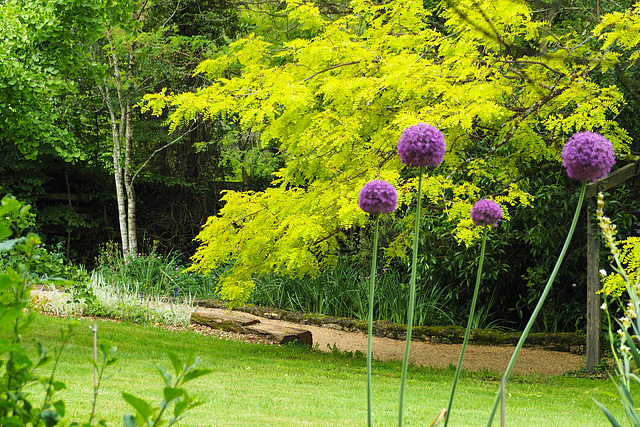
[562, 132, 615, 183]
[471, 199, 502, 227]
[358, 180, 398, 215]
[397, 123, 446, 168]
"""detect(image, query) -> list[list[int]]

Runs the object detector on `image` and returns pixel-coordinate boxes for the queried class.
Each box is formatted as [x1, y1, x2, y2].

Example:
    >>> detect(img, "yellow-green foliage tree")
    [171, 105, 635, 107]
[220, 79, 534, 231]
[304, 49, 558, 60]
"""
[144, 0, 639, 306]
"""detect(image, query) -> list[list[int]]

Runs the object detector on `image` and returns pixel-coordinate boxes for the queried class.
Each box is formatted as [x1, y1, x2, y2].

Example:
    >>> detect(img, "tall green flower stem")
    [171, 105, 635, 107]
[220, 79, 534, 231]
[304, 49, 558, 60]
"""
[398, 168, 423, 427]
[367, 214, 381, 427]
[486, 181, 587, 426]
[444, 226, 489, 427]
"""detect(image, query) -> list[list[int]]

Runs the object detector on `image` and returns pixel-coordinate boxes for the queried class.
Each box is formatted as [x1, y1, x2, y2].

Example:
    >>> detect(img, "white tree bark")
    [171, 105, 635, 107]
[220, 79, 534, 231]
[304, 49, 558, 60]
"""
[124, 46, 137, 256]
[100, 28, 136, 259]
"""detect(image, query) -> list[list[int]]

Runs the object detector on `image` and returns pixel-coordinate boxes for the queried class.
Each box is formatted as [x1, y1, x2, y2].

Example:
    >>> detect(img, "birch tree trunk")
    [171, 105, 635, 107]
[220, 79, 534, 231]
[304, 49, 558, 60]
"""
[124, 46, 137, 256]
[100, 28, 136, 259]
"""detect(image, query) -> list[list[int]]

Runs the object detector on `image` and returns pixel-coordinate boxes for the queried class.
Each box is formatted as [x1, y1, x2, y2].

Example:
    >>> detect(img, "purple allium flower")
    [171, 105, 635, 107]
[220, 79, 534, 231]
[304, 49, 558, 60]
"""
[562, 132, 615, 183]
[471, 199, 502, 227]
[358, 180, 398, 215]
[397, 123, 446, 168]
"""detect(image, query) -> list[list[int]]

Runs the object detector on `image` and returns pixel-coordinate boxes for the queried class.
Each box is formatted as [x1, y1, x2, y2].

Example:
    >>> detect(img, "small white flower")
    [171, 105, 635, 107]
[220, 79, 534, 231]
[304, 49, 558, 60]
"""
[599, 269, 607, 276]
[601, 302, 607, 310]
[620, 317, 632, 329]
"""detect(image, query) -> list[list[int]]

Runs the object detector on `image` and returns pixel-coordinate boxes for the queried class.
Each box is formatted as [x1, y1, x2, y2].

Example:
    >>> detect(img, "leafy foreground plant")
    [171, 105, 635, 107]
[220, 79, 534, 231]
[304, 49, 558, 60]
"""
[0, 196, 71, 426]
[486, 131, 616, 425]
[0, 195, 210, 427]
[594, 193, 640, 426]
[122, 352, 212, 427]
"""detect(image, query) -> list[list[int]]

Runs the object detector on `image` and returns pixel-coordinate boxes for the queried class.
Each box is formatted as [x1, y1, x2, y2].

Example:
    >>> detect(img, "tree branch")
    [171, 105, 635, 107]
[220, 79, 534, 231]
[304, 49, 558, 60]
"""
[497, 59, 566, 77]
[303, 61, 361, 81]
[131, 126, 198, 183]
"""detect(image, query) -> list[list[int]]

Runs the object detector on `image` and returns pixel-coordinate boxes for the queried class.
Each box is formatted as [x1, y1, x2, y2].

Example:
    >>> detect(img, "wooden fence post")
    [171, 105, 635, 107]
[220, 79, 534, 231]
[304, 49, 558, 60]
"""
[584, 161, 640, 371]
[586, 202, 601, 371]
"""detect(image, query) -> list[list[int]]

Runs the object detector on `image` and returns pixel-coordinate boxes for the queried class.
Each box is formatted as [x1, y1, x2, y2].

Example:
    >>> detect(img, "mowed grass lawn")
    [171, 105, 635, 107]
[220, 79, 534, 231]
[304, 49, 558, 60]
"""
[24, 314, 624, 426]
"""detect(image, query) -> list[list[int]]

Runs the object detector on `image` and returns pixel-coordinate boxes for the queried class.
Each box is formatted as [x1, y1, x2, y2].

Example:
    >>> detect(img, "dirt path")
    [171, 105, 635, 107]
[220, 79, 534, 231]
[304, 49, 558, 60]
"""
[192, 307, 585, 376]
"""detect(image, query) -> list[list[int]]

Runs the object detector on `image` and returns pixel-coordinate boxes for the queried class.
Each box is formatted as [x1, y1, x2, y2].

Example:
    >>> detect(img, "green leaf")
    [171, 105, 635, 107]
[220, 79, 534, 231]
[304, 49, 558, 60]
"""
[52, 399, 65, 417]
[86, 355, 98, 369]
[181, 369, 213, 384]
[623, 329, 640, 368]
[42, 277, 73, 287]
[0, 237, 26, 251]
[51, 380, 66, 392]
[594, 399, 623, 427]
[166, 351, 182, 377]
[36, 341, 47, 358]
[122, 392, 152, 420]
[98, 339, 115, 355]
[163, 387, 184, 405]
[0, 224, 11, 241]
[173, 398, 190, 418]
[40, 408, 60, 427]
[122, 414, 138, 427]
[157, 365, 172, 387]
[166, 415, 184, 427]
[1, 416, 25, 426]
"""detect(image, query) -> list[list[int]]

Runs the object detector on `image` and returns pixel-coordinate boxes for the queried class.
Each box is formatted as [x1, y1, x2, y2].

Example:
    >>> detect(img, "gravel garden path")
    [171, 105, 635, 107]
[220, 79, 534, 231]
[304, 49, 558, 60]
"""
[30, 287, 586, 376]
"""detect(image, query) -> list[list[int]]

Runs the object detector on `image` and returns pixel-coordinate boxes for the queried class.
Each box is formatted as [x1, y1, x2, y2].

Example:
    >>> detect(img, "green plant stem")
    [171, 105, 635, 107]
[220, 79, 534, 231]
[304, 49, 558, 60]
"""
[486, 181, 587, 426]
[398, 168, 423, 427]
[444, 226, 489, 427]
[367, 215, 381, 427]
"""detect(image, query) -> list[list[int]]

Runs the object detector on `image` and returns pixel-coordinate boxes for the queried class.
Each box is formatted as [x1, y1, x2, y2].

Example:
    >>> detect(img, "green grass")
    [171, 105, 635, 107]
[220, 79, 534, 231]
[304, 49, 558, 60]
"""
[24, 314, 624, 426]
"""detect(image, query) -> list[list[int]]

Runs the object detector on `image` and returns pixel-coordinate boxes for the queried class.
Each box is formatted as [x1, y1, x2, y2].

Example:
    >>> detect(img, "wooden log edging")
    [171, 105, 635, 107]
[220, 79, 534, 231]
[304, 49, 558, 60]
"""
[196, 299, 587, 354]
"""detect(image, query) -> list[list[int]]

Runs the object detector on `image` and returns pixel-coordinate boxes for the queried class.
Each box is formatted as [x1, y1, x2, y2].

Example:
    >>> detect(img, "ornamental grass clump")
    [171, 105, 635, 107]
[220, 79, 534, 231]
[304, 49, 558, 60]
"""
[396, 123, 446, 427]
[486, 131, 615, 426]
[444, 199, 502, 427]
[359, 179, 398, 427]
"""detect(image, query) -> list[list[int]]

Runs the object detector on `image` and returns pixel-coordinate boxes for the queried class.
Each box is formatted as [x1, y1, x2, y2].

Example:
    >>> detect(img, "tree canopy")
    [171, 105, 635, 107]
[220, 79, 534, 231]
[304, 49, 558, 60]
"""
[0, 0, 114, 159]
[135, 0, 639, 305]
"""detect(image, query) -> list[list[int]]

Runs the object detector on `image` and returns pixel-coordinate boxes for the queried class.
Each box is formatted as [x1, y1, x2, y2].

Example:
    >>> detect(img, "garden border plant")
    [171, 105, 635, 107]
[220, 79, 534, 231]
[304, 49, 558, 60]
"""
[0, 195, 211, 427]
[358, 179, 398, 427]
[444, 199, 503, 426]
[394, 123, 446, 427]
[484, 131, 616, 425]
[594, 192, 640, 425]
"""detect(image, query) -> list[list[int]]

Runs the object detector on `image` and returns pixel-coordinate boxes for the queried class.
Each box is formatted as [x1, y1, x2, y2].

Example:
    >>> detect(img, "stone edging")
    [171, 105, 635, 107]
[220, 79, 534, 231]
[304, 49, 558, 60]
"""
[196, 300, 587, 354]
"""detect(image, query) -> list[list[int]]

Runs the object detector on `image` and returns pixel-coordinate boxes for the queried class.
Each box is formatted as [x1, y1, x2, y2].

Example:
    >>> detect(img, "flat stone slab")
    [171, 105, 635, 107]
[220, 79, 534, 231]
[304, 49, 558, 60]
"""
[191, 310, 260, 333]
[206, 311, 260, 326]
[247, 324, 312, 346]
